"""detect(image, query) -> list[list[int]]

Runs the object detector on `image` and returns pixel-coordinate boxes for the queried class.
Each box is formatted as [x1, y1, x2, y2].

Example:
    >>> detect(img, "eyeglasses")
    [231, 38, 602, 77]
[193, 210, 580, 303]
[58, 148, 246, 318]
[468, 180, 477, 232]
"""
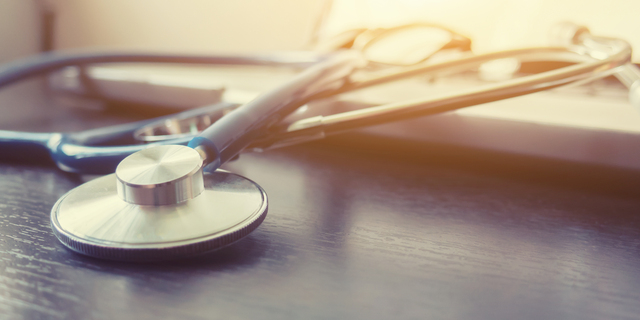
[313, 23, 472, 66]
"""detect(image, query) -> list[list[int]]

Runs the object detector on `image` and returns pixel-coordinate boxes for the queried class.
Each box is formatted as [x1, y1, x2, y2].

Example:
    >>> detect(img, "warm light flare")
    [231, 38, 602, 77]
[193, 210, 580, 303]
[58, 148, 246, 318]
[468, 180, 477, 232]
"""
[322, 0, 640, 61]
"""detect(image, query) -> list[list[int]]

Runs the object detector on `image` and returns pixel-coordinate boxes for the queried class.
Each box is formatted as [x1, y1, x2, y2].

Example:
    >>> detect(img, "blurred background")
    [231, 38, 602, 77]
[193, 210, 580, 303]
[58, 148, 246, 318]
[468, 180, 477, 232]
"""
[3, 0, 639, 59]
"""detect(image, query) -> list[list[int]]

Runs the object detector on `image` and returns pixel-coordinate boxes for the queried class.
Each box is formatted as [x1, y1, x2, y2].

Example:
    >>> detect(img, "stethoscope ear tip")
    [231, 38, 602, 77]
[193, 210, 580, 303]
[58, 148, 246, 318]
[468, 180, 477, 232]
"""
[50, 168, 268, 262]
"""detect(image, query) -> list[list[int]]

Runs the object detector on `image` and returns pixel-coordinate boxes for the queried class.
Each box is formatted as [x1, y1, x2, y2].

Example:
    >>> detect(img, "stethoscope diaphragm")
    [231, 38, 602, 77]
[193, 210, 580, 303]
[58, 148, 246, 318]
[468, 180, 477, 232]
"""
[50, 169, 267, 261]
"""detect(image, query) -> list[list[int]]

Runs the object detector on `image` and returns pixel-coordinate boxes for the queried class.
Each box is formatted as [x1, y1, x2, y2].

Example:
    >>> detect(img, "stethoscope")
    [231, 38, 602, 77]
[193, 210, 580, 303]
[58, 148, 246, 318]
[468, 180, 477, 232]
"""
[1, 22, 638, 261]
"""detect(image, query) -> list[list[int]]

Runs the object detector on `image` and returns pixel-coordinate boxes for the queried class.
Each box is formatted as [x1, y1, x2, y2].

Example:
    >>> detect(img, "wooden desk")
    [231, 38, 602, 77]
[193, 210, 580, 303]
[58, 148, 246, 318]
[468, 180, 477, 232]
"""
[1, 81, 640, 320]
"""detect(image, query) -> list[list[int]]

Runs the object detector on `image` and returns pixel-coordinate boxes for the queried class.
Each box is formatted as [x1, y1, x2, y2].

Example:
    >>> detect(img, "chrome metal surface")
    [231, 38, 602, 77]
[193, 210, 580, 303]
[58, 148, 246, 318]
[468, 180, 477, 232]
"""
[51, 170, 268, 261]
[116, 145, 204, 206]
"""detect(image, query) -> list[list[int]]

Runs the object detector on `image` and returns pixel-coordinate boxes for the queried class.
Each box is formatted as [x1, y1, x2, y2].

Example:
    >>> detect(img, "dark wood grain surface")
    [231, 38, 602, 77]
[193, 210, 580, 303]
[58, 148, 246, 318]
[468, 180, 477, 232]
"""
[1, 81, 640, 320]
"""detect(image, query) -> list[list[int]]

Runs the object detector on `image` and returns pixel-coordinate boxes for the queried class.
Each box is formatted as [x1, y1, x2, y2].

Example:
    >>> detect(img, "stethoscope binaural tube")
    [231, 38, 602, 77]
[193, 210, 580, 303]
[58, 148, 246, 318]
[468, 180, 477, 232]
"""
[0, 51, 360, 174]
[0, 51, 329, 174]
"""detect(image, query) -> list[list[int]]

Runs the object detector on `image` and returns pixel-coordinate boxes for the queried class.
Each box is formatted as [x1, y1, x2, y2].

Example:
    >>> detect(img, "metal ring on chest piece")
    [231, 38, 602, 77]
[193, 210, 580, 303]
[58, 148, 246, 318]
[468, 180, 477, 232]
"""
[50, 145, 268, 262]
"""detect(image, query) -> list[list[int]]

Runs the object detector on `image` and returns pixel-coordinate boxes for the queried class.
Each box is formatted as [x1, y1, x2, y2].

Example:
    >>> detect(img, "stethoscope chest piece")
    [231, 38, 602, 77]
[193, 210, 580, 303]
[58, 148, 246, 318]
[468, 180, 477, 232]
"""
[50, 145, 268, 262]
